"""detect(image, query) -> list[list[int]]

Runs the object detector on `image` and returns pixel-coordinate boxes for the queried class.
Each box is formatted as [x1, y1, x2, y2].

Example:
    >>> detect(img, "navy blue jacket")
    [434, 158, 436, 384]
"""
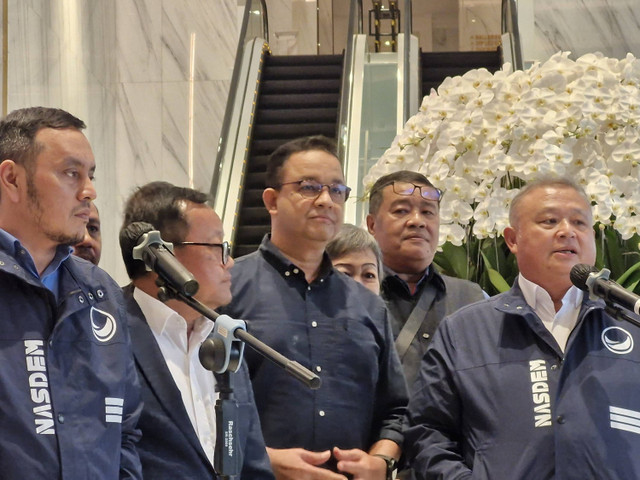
[405, 283, 640, 479]
[0, 253, 142, 479]
[122, 285, 274, 479]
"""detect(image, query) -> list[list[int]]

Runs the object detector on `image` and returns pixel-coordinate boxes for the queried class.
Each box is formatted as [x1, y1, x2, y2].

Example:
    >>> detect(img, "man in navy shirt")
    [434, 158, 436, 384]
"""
[221, 135, 408, 480]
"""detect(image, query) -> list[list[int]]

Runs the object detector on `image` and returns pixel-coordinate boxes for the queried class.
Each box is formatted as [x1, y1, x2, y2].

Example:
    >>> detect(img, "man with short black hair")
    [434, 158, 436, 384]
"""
[119, 181, 274, 479]
[0, 106, 142, 478]
[222, 135, 408, 480]
[367, 170, 484, 388]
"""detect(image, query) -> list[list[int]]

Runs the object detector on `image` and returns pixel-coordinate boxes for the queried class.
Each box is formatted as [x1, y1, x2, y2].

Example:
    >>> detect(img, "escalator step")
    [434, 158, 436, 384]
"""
[260, 78, 341, 95]
[245, 171, 267, 189]
[238, 206, 270, 224]
[256, 108, 338, 124]
[241, 189, 265, 206]
[253, 123, 337, 140]
[259, 93, 341, 109]
[266, 55, 343, 67]
[235, 225, 271, 244]
[250, 138, 291, 155]
[263, 64, 343, 80]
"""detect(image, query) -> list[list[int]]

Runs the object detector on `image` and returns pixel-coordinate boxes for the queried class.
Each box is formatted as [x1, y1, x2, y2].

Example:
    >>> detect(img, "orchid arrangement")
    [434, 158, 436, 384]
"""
[365, 51, 640, 295]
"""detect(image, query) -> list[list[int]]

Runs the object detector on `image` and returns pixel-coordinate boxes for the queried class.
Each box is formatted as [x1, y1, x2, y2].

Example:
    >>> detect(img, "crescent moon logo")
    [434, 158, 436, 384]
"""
[601, 326, 634, 355]
[91, 307, 117, 342]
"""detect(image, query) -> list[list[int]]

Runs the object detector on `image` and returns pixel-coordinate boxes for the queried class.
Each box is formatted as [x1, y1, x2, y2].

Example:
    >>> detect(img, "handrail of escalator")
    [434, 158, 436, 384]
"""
[210, 0, 268, 204]
[336, 0, 364, 160]
[501, 0, 523, 70]
[402, 0, 412, 123]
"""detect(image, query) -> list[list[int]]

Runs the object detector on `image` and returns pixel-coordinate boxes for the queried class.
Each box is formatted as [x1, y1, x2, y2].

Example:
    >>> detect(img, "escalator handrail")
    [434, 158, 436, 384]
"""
[337, 0, 363, 160]
[402, 0, 413, 123]
[501, 0, 523, 70]
[210, 0, 269, 204]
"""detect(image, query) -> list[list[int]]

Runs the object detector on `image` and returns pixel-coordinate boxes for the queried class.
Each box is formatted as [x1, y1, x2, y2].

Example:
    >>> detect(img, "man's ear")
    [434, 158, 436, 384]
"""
[262, 188, 278, 214]
[0, 160, 23, 203]
[503, 226, 518, 255]
[366, 213, 376, 235]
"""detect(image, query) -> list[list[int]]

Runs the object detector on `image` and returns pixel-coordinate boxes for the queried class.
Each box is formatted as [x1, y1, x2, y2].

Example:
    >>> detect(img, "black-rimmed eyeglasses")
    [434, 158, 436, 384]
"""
[391, 181, 442, 202]
[278, 180, 351, 203]
[173, 241, 231, 265]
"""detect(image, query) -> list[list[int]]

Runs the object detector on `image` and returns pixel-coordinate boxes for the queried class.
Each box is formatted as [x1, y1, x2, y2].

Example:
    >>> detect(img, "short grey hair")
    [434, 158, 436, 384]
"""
[326, 223, 383, 278]
[509, 175, 592, 227]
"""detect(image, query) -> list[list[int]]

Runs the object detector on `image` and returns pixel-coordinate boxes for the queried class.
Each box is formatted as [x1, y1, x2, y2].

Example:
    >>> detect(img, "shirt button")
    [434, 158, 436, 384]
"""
[422, 333, 430, 339]
[316, 366, 322, 372]
[516, 306, 523, 310]
[78, 295, 85, 303]
[285, 271, 291, 277]
[88, 292, 94, 300]
[293, 268, 299, 274]
[96, 289, 104, 298]
[556, 415, 565, 424]
[307, 286, 311, 291]
[311, 321, 318, 328]
[58, 414, 65, 423]
[319, 410, 325, 417]
[550, 364, 558, 370]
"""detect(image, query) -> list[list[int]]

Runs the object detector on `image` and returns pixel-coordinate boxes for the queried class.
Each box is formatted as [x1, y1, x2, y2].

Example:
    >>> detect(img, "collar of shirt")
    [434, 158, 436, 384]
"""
[133, 286, 214, 350]
[381, 264, 444, 298]
[0, 227, 71, 298]
[518, 273, 583, 352]
[259, 234, 335, 283]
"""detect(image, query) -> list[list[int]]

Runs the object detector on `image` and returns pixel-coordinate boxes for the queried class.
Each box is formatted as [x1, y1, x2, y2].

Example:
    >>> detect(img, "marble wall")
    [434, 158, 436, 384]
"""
[4, 0, 238, 283]
[518, 0, 640, 65]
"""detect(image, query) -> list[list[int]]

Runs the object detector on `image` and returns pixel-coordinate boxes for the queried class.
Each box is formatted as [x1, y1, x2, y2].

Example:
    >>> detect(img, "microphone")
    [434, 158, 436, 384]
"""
[120, 221, 199, 297]
[570, 263, 640, 315]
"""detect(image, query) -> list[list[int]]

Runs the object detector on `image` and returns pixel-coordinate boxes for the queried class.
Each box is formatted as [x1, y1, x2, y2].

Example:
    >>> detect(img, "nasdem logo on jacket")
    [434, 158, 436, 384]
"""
[529, 359, 552, 427]
[24, 340, 55, 435]
[601, 326, 634, 354]
[91, 307, 117, 342]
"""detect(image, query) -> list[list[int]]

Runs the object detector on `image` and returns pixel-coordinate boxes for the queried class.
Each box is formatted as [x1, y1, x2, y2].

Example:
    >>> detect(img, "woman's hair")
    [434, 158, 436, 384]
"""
[326, 223, 383, 278]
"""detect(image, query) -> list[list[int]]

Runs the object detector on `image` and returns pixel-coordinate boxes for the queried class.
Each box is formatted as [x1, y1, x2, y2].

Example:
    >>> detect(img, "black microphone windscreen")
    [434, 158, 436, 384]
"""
[570, 263, 599, 291]
[119, 221, 155, 246]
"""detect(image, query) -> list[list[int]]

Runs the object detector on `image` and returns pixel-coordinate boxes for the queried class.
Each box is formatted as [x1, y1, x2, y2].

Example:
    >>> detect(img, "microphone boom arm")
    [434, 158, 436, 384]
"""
[156, 282, 321, 390]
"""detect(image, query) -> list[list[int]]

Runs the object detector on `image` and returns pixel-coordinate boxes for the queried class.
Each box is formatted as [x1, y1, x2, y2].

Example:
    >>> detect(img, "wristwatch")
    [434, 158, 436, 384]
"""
[373, 454, 397, 480]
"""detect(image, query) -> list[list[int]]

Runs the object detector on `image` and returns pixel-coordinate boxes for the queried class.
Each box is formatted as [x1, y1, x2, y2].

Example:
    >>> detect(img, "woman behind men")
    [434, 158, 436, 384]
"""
[327, 223, 382, 295]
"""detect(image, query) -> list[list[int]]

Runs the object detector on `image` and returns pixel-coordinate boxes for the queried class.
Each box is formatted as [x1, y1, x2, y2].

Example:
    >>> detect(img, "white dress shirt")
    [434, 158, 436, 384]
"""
[133, 287, 218, 465]
[518, 274, 583, 352]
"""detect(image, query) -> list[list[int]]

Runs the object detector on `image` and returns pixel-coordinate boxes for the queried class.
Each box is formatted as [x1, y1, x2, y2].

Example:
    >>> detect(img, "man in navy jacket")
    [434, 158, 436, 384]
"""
[405, 176, 640, 479]
[119, 181, 274, 479]
[0, 107, 142, 478]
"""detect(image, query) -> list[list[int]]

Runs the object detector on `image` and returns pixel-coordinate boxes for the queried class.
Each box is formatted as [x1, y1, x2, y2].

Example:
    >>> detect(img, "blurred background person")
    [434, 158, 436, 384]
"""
[73, 201, 101, 265]
[326, 223, 382, 295]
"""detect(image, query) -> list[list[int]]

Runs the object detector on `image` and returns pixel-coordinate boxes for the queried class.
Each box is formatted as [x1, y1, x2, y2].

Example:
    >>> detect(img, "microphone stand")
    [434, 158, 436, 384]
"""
[155, 280, 321, 480]
[603, 302, 640, 329]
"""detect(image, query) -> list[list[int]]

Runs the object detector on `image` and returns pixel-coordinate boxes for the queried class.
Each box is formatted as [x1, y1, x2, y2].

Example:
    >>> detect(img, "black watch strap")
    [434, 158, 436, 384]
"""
[373, 454, 397, 480]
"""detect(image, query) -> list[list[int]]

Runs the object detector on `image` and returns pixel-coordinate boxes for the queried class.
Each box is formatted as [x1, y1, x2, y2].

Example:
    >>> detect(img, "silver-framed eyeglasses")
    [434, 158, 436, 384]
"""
[173, 241, 231, 265]
[279, 179, 352, 203]
[392, 181, 442, 202]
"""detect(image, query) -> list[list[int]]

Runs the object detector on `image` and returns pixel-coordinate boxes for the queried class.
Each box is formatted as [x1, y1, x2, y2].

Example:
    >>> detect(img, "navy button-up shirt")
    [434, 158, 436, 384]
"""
[220, 235, 408, 456]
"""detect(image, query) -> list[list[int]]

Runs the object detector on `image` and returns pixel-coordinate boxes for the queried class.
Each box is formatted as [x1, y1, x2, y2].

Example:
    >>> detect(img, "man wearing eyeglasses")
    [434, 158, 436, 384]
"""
[118, 181, 274, 479]
[366, 171, 484, 390]
[220, 136, 408, 480]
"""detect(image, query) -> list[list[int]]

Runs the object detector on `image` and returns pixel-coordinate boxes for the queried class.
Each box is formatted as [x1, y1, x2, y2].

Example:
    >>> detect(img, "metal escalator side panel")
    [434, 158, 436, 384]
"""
[213, 39, 269, 252]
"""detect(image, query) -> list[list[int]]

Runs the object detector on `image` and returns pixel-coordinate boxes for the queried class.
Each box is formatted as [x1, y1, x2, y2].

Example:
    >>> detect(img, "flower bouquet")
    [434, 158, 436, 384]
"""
[365, 51, 640, 295]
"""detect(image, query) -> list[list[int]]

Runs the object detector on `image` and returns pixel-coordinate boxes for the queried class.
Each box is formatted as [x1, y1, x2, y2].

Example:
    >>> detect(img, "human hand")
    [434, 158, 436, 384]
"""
[267, 447, 349, 480]
[333, 447, 387, 480]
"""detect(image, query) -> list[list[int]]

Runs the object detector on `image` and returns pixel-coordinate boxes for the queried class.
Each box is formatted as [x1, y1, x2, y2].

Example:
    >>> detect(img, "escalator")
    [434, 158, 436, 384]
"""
[421, 48, 503, 98]
[232, 53, 343, 258]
